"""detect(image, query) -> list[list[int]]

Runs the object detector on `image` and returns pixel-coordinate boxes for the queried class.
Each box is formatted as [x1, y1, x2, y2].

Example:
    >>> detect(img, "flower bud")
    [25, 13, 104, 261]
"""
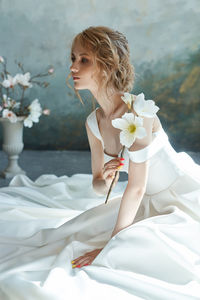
[48, 68, 54, 74]
[0, 56, 4, 63]
[43, 109, 50, 115]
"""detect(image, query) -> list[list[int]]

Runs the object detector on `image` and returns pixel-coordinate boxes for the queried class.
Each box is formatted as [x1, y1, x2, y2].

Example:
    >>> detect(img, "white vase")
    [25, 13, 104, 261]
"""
[0, 117, 26, 178]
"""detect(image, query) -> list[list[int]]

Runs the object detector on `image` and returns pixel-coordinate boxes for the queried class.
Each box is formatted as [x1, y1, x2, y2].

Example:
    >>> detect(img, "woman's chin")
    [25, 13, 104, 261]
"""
[73, 84, 88, 91]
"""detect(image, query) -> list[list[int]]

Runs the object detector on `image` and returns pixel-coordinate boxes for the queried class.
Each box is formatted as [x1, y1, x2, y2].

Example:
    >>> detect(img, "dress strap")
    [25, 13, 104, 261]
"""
[127, 128, 168, 163]
[86, 108, 104, 145]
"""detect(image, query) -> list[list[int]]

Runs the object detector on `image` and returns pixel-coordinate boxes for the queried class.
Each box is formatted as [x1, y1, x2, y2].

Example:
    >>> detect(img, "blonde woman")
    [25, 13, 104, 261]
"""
[69, 26, 162, 266]
[0, 26, 200, 299]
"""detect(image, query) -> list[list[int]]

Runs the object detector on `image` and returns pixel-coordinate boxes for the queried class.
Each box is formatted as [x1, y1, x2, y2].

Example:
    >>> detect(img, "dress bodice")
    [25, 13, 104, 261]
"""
[86, 107, 199, 195]
[86, 107, 167, 171]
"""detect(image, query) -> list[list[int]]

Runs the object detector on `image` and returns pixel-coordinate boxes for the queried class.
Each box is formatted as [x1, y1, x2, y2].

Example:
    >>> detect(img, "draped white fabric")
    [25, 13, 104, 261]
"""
[0, 109, 200, 299]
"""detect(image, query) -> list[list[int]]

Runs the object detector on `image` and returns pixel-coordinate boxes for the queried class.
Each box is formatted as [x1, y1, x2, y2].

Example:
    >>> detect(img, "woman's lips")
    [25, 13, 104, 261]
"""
[73, 77, 80, 80]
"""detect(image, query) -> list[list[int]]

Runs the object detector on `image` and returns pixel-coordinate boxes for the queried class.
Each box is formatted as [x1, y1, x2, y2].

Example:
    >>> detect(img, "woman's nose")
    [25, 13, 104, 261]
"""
[70, 62, 79, 73]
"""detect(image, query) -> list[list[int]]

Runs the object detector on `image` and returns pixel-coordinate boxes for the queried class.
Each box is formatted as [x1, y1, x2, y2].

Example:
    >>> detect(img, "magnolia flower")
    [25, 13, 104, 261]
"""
[28, 99, 42, 121]
[43, 109, 50, 115]
[24, 99, 42, 127]
[2, 109, 18, 123]
[0, 56, 4, 63]
[15, 72, 33, 88]
[2, 74, 18, 88]
[121, 92, 135, 110]
[112, 113, 147, 148]
[134, 93, 159, 118]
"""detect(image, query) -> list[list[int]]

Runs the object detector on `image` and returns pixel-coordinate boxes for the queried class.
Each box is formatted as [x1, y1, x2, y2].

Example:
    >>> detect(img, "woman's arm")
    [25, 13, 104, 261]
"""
[93, 171, 119, 195]
[111, 160, 149, 237]
[111, 116, 153, 238]
[71, 116, 153, 269]
[85, 120, 120, 195]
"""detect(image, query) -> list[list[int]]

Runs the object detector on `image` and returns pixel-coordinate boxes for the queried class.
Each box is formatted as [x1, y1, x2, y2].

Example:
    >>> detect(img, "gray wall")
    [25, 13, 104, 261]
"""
[0, 0, 199, 151]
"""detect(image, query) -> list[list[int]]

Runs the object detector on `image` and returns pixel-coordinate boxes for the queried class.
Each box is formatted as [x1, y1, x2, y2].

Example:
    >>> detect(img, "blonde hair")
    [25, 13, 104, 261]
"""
[67, 26, 135, 108]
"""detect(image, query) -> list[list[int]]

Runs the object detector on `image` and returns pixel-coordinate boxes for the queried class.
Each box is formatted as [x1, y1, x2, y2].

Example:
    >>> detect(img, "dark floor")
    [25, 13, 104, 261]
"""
[0, 150, 199, 188]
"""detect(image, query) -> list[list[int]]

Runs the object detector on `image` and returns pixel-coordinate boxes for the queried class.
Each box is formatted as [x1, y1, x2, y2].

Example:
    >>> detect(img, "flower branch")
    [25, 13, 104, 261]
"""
[104, 92, 159, 204]
[0, 55, 54, 127]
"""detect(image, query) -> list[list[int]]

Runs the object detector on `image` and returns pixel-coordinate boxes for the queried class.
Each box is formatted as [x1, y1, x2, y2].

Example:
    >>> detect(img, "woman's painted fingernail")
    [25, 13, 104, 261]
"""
[119, 163, 124, 166]
[76, 264, 81, 268]
[120, 158, 125, 160]
[72, 264, 76, 268]
[71, 260, 75, 264]
[84, 264, 89, 266]
[117, 165, 122, 169]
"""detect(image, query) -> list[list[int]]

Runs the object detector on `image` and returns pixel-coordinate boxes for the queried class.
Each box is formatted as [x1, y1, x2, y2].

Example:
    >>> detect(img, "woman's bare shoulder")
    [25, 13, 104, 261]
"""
[152, 114, 162, 132]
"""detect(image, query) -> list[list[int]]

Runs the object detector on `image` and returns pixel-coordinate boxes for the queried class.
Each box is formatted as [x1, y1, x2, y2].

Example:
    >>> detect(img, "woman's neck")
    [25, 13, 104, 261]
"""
[90, 89, 126, 120]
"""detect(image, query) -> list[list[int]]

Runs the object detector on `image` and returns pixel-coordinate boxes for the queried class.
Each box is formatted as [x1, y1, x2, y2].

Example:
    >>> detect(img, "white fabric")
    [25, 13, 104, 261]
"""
[0, 109, 200, 299]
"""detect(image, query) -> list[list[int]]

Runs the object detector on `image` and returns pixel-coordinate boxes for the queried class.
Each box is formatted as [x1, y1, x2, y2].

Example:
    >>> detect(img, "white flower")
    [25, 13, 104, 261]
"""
[15, 72, 33, 88]
[121, 92, 135, 110]
[0, 56, 4, 63]
[133, 93, 159, 118]
[24, 115, 33, 128]
[24, 99, 42, 127]
[112, 112, 147, 148]
[28, 99, 42, 122]
[2, 109, 18, 123]
[2, 74, 18, 88]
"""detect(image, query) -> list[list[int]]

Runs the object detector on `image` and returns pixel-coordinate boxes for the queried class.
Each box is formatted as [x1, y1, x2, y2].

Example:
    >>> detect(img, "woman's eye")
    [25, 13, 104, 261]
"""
[71, 56, 75, 62]
[81, 58, 88, 63]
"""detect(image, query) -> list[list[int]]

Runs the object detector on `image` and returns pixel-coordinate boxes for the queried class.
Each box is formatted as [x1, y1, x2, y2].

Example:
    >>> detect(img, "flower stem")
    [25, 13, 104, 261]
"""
[104, 101, 135, 204]
[30, 72, 50, 80]
[19, 87, 25, 114]
[105, 146, 125, 204]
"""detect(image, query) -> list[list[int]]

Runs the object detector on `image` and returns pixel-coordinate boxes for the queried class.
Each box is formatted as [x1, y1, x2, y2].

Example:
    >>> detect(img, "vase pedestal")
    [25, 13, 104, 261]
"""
[1, 153, 26, 179]
[0, 117, 26, 179]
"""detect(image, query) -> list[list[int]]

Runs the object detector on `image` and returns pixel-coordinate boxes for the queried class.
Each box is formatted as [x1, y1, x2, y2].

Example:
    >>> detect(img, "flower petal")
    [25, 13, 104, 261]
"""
[112, 118, 128, 130]
[135, 116, 144, 127]
[24, 117, 33, 128]
[121, 92, 132, 105]
[121, 112, 135, 124]
[134, 99, 145, 114]
[120, 130, 136, 148]
[136, 126, 147, 139]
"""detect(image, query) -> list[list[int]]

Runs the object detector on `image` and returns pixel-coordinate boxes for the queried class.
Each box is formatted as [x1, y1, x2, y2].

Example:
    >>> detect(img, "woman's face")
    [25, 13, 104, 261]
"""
[70, 41, 99, 92]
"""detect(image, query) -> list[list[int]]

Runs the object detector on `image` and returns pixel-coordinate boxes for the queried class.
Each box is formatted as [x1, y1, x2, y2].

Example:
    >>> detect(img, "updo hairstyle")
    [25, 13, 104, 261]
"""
[68, 26, 135, 105]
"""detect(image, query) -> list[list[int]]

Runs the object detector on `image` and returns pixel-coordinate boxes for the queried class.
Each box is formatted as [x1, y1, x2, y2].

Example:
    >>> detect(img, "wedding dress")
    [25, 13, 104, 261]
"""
[0, 107, 200, 300]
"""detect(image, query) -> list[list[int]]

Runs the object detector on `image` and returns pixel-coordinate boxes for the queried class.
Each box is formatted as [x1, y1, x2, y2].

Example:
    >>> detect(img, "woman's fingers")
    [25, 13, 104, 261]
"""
[103, 159, 124, 173]
[103, 165, 123, 177]
[72, 257, 90, 268]
[72, 249, 103, 268]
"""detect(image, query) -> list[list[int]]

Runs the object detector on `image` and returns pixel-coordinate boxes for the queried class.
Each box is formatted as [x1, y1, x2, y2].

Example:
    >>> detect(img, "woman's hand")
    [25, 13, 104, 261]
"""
[71, 248, 103, 268]
[102, 157, 124, 187]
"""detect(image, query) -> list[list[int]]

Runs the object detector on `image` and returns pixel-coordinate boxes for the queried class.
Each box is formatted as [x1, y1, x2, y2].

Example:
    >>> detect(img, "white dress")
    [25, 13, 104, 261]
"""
[0, 107, 200, 300]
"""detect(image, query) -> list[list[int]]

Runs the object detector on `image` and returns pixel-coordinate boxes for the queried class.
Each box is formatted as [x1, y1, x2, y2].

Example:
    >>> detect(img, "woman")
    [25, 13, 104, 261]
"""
[0, 26, 200, 299]
[70, 26, 162, 267]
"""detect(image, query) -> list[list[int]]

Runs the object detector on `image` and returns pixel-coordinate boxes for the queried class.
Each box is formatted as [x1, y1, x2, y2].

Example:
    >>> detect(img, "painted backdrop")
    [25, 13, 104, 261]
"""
[0, 0, 199, 151]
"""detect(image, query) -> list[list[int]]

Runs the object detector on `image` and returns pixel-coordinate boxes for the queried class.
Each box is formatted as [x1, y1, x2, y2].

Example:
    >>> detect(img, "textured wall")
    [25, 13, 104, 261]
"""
[0, 0, 199, 151]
